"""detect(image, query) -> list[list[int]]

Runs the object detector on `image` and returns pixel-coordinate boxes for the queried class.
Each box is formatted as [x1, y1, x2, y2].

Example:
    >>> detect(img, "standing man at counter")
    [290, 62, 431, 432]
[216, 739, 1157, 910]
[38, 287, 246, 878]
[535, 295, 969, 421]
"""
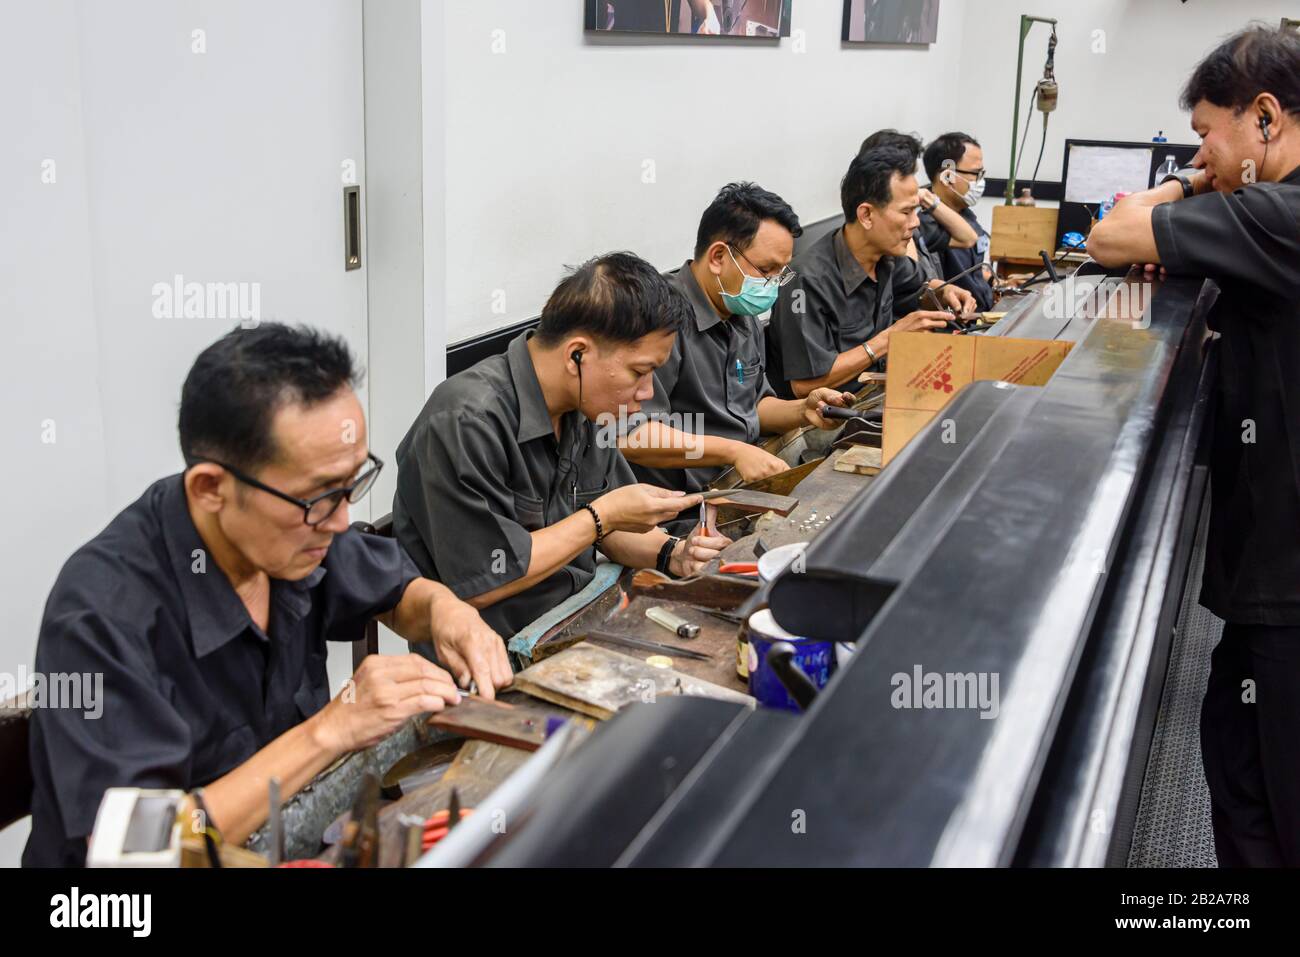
[1089, 24, 1300, 867]
[766, 146, 970, 399]
[620, 182, 857, 510]
[393, 252, 729, 641]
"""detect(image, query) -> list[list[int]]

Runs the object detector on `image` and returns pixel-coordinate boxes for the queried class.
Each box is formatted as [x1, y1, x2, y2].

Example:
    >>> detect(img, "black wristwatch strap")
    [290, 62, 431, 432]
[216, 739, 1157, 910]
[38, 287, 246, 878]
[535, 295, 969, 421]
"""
[656, 535, 680, 577]
[1160, 170, 1195, 200]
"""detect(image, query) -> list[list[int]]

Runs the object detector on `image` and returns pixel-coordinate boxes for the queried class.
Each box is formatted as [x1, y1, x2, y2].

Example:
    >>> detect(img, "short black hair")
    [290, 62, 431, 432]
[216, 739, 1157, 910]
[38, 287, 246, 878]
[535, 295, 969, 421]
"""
[923, 131, 981, 182]
[1180, 24, 1300, 117]
[693, 182, 803, 260]
[179, 323, 362, 471]
[534, 251, 690, 348]
[859, 129, 924, 167]
[841, 146, 917, 221]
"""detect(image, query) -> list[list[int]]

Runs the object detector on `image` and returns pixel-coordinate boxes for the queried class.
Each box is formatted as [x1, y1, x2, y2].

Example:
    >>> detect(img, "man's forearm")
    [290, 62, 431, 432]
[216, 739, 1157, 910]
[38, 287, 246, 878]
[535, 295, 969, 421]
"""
[929, 202, 978, 248]
[620, 423, 743, 470]
[383, 578, 465, 644]
[463, 512, 599, 610]
[1087, 179, 1183, 266]
[187, 713, 342, 847]
[757, 395, 808, 434]
[791, 340, 877, 397]
[600, 528, 671, 570]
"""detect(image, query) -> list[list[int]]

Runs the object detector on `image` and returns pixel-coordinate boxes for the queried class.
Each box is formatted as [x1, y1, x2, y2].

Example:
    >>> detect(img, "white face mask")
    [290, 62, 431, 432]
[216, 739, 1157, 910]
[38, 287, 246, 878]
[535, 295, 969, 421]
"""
[961, 176, 986, 207]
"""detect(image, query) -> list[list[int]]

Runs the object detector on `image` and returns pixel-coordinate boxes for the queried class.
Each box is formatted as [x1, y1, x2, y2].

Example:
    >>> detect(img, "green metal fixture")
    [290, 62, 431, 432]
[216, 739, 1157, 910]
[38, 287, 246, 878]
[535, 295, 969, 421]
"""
[1006, 14, 1059, 205]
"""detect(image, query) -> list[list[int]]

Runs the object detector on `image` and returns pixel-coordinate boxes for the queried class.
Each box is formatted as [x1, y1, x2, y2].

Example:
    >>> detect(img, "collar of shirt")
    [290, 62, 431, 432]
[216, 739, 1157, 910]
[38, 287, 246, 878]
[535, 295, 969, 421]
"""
[158, 474, 326, 659]
[1282, 164, 1300, 185]
[508, 330, 562, 443]
[677, 262, 733, 334]
[833, 227, 890, 297]
[505, 330, 588, 480]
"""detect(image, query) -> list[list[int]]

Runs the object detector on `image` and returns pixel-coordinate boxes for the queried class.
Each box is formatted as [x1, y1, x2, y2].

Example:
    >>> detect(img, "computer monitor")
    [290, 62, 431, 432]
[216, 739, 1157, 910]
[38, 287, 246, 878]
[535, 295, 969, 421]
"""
[1056, 138, 1199, 250]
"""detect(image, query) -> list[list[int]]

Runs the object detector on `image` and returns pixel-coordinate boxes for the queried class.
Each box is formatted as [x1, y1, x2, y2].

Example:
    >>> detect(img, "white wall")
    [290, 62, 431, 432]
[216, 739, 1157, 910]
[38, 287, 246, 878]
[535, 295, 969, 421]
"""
[438, 0, 971, 344]
[0, 0, 368, 865]
[957, 0, 1300, 213]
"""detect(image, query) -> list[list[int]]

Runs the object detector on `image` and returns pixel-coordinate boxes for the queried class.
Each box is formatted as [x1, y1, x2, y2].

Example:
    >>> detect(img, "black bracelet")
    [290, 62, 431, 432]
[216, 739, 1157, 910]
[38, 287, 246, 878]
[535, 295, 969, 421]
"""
[582, 503, 605, 544]
[656, 536, 681, 577]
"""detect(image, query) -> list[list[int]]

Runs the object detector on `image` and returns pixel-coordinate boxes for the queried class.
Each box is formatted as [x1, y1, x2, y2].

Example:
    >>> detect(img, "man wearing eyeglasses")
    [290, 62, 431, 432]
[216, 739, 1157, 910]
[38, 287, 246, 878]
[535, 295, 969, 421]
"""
[618, 183, 858, 516]
[23, 323, 509, 867]
[921, 132, 996, 313]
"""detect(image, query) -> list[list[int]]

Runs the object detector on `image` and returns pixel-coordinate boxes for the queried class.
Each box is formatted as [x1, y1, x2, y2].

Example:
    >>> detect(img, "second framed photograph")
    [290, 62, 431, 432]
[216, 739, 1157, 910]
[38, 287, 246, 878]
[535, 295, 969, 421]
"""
[843, 0, 941, 44]
[586, 0, 792, 38]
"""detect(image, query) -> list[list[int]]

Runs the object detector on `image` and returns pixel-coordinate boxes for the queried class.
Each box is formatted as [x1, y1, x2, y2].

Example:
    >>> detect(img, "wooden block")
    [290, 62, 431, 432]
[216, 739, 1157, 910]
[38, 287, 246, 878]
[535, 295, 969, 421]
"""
[429, 695, 559, 752]
[833, 445, 882, 475]
[513, 642, 754, 720]
[990, 205, 1059, 262]
[700, 488, 798, 515]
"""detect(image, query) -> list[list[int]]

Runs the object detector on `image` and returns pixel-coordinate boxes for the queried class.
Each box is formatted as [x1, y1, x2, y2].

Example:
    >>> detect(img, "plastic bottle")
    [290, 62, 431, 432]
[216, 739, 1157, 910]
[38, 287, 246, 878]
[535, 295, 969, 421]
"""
[1154, 154, 1178, 188]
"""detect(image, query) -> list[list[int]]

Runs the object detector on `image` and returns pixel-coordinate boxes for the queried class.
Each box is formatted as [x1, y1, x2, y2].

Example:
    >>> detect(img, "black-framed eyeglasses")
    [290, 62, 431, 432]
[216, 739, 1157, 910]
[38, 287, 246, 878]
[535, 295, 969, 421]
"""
[730, 245, 797, 288]
[954, 167, 987, 180]
[197, 452, 383, 527]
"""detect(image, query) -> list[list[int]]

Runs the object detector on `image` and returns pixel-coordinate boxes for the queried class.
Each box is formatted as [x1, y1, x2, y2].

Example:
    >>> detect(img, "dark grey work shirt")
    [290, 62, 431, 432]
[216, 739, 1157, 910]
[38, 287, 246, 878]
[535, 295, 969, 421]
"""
[1152, 165, 1300, 625]
[393, 331, 635, 639]
[766, 227, 927, 398]
[631, 263, 776, 495]
[921, 201, 995, 312]
[23, 474, 418, 867]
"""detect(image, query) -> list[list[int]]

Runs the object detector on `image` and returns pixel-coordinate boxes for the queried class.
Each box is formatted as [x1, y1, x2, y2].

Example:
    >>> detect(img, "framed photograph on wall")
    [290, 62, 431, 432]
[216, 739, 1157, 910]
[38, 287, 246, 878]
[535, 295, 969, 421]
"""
[843, 0, 940, 44]
[586, 0, 792, 38]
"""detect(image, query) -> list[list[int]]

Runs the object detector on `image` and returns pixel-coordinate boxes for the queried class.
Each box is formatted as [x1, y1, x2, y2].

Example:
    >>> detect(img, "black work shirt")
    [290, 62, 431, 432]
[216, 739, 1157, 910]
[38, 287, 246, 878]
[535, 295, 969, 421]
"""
[1152, 165, 1300, 625]
[921, 202, 995, 312]
[767, 227, 926, 397]
[392, 331, 636, 639]
[632, 263, 776, 495]
[23, 475, 418, 867]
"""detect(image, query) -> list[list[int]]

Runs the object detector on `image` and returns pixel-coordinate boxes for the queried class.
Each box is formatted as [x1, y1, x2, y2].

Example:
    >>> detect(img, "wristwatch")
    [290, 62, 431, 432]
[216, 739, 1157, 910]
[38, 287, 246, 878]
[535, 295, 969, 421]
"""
[862, 341, 879, 366]
[1160, 168, 1197, 200]
[656, 535, 681, 577]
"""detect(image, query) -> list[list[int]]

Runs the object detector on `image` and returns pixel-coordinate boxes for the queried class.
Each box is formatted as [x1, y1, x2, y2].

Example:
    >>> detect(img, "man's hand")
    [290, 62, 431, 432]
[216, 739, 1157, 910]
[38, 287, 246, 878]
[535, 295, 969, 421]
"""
[732, 444, 787, 482]
[871, 311, 953, 359]
[918, 187, 939, 211]
[669, 523, 730, 577]
[595, 484, 703, 534]
[804, 388, 858, 429]
[430, 596, 512, 700]
[930, 280, 977, 316]
[312, 654, 461, 754]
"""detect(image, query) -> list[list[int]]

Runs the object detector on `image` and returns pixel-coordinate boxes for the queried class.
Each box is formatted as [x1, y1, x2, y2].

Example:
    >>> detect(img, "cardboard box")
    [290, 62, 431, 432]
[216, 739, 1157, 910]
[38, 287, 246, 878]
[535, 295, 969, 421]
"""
[881, 332, 1074, 465]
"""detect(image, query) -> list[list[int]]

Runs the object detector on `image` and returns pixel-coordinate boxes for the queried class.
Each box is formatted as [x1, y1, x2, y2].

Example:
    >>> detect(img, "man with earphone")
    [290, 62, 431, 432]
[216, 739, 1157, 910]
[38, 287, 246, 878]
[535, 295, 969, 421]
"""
[392, 252, 730, 641]
[1090, 24, 1300, 867]
[920, 132, 996, 313]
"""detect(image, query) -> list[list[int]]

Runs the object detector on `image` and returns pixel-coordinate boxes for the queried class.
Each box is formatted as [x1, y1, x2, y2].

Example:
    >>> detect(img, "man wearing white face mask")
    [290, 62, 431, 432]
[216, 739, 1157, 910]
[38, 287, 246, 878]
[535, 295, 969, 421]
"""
[921, 132, 996, 312]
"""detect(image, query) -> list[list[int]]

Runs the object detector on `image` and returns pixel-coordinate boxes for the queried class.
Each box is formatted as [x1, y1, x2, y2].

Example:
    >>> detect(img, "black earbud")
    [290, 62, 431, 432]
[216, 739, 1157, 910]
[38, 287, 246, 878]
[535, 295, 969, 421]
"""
[1261, 113, 1272, 141]
[571, 349, 583, 365]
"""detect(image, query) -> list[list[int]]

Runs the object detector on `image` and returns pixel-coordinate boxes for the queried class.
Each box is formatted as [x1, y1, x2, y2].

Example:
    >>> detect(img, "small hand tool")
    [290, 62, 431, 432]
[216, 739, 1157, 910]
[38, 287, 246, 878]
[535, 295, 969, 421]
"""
[583, 628, 711, 661]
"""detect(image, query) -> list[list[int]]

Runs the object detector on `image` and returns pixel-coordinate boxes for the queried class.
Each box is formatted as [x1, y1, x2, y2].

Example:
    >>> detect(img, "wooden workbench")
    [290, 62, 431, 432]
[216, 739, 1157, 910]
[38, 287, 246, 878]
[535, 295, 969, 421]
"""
[268, 432, 882, 867]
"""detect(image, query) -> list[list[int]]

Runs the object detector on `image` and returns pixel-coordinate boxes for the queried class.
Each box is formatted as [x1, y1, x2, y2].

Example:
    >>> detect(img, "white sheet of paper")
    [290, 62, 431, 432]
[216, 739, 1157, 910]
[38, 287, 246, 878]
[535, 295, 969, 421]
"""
[1064, 145, 1154, 204]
